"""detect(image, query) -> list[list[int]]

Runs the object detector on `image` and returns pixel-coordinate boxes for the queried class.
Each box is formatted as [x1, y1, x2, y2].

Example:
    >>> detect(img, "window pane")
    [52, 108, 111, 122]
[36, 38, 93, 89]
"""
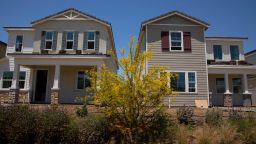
[213, 45, 222, 60]
[171, 42, 181, 47]
[3, 72, 13, 79]
[45, 32, 53, 40]
[84, 73, 91, 88]
[19, 72, 26, 80]
[2, 81, 12, 88]
[188, 72, 195, 82]
[216, 78, 225, 93]
[67, 32, 74, 40]
[171, 32, 181, 41]
[15, 35, 23, 52]
[171, 72, 185, 92]
[19, 81, 25, 89]
[45, 41, 52, 49]
[88, 42, 95, 49]
[171, 47, 182, 50]
[66, 41, 73, 49]
[88, 32, 95, 40]
[77, 72, 85, 89]
[230, 45, 239, 60]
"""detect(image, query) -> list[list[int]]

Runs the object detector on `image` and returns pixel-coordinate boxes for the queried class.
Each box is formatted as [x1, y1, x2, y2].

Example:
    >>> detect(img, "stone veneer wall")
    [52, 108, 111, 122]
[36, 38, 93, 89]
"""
[18, 90, 30, 103]
[0, 89, 30, 104]
[223, 94, 232, 107]
[0, 90, 11, 104]
[51, 89, 60, 104]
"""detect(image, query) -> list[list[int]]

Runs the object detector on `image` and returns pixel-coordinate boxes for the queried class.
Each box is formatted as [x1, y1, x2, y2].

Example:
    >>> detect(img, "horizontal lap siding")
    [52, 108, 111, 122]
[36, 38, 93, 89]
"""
[147, 24, 208, 106]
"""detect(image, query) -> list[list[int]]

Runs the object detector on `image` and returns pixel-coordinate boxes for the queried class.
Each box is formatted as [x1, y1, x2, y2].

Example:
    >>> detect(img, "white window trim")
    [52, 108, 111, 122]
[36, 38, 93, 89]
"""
[66, 31, 75, 50]
[229, 45, 240, 61]
[15, 35, 23, 52]
[166, 70, 197, 93]
[212, 44, 223, 60]
[1, 71, 26, 90]
[44, 31, 54, 50]
[169, 31, 184, 52]
[87, 31, 96, 50]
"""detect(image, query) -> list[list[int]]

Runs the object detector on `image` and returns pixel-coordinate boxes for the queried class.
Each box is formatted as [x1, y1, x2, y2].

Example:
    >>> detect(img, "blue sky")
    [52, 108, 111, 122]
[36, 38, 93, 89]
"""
[0, 0, 255, 57]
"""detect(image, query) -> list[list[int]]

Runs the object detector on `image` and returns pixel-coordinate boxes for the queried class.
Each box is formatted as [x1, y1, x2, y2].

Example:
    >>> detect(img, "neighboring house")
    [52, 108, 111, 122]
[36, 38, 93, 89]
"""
[138, 11, 256, 107]
[0, 41, 7, 58]
[138, 11, 210, 107]
[0, 8, 118, 104]
[245, 49, 256, 106]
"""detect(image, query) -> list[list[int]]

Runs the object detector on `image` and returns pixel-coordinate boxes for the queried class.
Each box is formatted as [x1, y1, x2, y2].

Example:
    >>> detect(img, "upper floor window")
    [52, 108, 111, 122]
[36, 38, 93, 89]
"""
[213, 45, 222, 60]
[66, 32, 74, 49]
[15, 35, 23, 52]
[170, 31, 183, 51]
[216, 78, 225, 93]
[77, 71, 91, 89]
[45, 31, 53, 49]
[230, 45, 239, 60]
[170, 71, 197, 93]
[87, 32, 95, 50]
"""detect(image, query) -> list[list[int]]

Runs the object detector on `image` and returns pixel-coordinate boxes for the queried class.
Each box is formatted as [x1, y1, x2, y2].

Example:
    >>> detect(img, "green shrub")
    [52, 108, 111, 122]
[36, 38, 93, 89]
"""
[228, 109, 243, 121]
[36, 109, 70, 143]
[176, 106, 194, 125]
[76, 104, 88, 117]
[205, 109, 223, 126]
[80, 114, 110, 144]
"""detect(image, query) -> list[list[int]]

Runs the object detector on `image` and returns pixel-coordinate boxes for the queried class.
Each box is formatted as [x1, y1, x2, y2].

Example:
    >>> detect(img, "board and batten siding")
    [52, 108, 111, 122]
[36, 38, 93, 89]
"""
[146, 16, 209, 106]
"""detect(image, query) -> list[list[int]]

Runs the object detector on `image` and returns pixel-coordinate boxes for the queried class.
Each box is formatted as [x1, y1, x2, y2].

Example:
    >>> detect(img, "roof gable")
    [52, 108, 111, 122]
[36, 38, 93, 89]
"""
[31, 8, 111, 27]
[141, 11, 209, 29]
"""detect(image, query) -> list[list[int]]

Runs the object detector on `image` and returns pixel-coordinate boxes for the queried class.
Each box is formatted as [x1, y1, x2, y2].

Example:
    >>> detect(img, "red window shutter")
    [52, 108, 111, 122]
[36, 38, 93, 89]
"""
[161, 31, 169, 51]
[183, 32, 191, 52]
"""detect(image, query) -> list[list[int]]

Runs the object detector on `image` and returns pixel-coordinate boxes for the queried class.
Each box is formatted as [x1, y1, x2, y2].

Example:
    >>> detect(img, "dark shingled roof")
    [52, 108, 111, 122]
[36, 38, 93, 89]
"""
[245, 49, 256, 56]
[0, 41, 7, 46]
[31, 8, 111, 26]
[141, 10, 210, 27]
[205, 36, 248, 40]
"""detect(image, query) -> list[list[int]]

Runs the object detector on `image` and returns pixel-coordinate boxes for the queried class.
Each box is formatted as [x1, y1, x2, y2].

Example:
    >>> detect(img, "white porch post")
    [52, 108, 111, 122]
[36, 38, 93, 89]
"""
[52, 64, 60, 89]
[224, 73, 231, 94]
[243, 73, 250, 94]
[11, 64, 20, 89]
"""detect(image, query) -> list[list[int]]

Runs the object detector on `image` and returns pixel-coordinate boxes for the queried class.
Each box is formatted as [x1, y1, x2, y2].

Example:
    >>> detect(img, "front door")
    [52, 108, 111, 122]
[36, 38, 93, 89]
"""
[34, 70, 48, 102]
[232, 78, 243, 106]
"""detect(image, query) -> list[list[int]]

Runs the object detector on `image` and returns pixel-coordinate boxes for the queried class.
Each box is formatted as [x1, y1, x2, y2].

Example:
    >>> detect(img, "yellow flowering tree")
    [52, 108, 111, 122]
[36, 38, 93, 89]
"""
[91, 36, 175, 143]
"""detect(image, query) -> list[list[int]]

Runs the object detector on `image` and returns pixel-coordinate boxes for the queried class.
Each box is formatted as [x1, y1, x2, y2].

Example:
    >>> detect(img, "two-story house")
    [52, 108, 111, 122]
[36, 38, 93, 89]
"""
[138, 11, 256, 107]
[138, 11, 210, 107]
[0, 8, 118, 104]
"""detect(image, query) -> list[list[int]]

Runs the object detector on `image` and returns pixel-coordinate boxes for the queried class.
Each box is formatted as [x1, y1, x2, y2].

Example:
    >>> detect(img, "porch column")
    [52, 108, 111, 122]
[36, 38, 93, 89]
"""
[51, 64, 60, 104]
[243, 73, 250, 94]
[224, 73, 231, 94]
[9, 64, 20, 103]
[224, 73, 232, 107]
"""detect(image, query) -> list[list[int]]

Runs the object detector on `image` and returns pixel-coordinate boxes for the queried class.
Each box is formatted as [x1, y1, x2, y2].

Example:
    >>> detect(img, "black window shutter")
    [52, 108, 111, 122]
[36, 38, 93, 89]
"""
[73, 31, 78, 50]
[183, 32, 192, 52]
[61, 31, 67, 50]
[95, 31, 100, 52]
[83, 32, 88, 50]
[161, 31, 169, 51]
[40, 31, 46, 50]
[52, 31, 58, 50]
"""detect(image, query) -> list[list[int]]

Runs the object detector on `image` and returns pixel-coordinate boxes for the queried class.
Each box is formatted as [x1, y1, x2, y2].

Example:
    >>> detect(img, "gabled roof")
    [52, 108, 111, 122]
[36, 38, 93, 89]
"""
[245, 49, 256, 56]
[31, 8, 111, 26]
[141, 10, 210, 29]
[0, 41, 7, 46]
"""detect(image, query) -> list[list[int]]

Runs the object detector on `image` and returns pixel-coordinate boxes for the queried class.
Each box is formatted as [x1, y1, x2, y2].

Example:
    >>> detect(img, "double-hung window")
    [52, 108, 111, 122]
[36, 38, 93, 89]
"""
[2, 72, 13, 88]
[230, 45, 239, 60]
[87, 32, 95, 50]
[170, 71, 196, 93]
[2, 71, 26, 89]
[232, 78, 242, 94]
[216, 78, 225, 93]
[213, 45, 222, 60]
[45, 31, 53, 49]
[15, 35, 23, 52]
[77, 71, 91, 89]
[66, 32, 74, 49]
[170, 31, 183, 51]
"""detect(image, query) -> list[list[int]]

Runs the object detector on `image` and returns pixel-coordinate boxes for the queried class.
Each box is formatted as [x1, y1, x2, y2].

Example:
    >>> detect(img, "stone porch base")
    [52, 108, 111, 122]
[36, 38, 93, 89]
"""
[50, 88, 60, 104]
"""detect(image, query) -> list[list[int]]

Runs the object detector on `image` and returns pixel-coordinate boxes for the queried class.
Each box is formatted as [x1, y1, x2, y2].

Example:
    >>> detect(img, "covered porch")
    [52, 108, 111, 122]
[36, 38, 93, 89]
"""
[208, 65, 256, 107]
[1, 55, 108, 104]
